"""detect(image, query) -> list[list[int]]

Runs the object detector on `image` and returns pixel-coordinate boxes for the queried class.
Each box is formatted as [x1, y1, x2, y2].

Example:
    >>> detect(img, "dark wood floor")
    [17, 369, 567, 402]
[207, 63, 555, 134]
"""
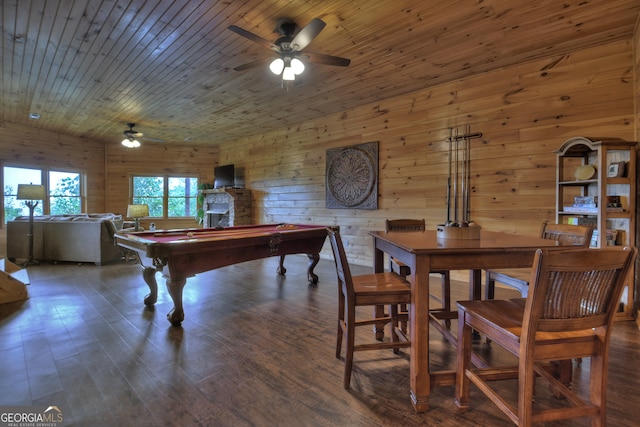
[1, 254, 640, 426]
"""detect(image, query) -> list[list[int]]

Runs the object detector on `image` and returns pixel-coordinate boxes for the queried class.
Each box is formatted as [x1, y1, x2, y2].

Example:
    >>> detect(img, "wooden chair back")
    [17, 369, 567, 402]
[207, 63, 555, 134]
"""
[539, 222, 593, 246]
[524, 246, 635, 335]
[327, 227, 355, 298]
[485, 222, 595, 299]
[385, 218, 425, 232]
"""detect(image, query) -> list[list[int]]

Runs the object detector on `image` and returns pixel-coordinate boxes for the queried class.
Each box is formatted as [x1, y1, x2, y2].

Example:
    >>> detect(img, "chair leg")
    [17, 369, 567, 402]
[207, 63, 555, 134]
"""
[454, 312, 472, 410]
[336, 321, 344, 359]
[390, 304, 401, 354]
[485, 273, 495, 300]
[589, 352, 607, 427]
[518, 356, 536, 427]
[442, 272, 451, 329]
[343, 304, 356, 389]
[551, 359, 573, 393]
[336, 293, 345, 359]
[484, 274, 494, 344]
[399, 303, 408, 334]
[373, 305, 385, 340]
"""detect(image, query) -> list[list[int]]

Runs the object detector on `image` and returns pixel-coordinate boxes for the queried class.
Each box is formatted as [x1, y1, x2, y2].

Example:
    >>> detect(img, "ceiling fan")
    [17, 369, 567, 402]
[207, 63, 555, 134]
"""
[121, 123, 164, 147]
[228, 18, 350, 81]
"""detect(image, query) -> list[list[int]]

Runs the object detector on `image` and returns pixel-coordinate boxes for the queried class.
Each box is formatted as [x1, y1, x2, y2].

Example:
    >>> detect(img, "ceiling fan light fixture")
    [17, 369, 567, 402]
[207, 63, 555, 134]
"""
[282, 67, 295, 81]
[229, 17, 350, 83]
[291, 58, 304, 75]
[269, 58, 284, 75]
[121, 138, 141, 148]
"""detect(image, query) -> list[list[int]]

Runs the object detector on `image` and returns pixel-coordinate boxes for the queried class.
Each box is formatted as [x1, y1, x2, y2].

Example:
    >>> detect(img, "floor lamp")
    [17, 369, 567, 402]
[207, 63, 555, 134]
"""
[16, 184, 46, 267]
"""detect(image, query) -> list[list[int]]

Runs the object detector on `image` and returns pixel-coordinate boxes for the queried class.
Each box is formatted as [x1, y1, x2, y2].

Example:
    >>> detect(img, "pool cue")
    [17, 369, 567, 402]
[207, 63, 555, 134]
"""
[446, 128, 453, 225]
[453, 127, 459, 226]
[464, 125, 471, 223]
[152, 225, 298, 238]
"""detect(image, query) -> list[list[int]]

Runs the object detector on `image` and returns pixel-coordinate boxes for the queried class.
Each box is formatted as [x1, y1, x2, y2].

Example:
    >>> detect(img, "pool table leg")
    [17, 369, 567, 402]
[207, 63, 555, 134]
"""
[142, 267, 158, 306]
[277, 255, 287, 275]
[165, 277, 186, 326]
[277, 254, 321, 284]
[307, 253, 320, 284]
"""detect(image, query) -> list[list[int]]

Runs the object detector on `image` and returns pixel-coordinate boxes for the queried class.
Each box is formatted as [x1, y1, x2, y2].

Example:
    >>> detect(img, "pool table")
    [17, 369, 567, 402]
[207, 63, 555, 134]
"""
[115, 223, 332, 326]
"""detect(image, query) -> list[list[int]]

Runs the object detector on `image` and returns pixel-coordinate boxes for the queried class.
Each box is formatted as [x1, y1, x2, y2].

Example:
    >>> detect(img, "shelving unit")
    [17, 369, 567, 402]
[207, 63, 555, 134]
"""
[555, 136, 636, 319]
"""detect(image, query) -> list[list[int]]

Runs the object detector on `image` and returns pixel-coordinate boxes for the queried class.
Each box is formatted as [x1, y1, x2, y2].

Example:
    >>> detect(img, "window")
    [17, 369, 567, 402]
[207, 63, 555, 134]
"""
[3, 167, 43, 222]
[49, 171, 81, 215]
[132, 176, 164, 217]
[132, 175, 198, 218]
[168, 177, 198, 217]
[2, 165, 83, 224]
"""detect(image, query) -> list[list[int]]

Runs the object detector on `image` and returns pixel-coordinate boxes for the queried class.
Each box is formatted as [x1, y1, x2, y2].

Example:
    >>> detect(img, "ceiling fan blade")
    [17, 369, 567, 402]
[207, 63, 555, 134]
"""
[228, 25, 279, 51]
[301, 52, 351, 67]
[233, 56, 273, 71]
[142, 136, 165, 143]
[290, 18, 326, 51]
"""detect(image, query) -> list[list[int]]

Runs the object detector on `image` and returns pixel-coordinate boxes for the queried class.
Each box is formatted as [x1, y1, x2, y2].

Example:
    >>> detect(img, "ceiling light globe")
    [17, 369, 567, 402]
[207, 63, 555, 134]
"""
[122, 138, 140, 148]
[291, 58, 305, 75]
[282, 67, 295, 81]
[269, 58, 284, 75]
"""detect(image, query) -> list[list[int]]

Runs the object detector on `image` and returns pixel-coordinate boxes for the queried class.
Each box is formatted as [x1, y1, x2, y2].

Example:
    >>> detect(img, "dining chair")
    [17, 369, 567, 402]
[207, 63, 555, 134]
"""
[455, 246, 636, 426]
[385, 219, 453, 329]
[484, 222, 593, 299]
[327, 228, 411, 388]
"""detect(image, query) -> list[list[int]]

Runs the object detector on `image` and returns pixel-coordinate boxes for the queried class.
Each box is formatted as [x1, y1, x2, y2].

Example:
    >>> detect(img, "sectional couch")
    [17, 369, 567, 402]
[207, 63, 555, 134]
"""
[6, 213, 124, 265]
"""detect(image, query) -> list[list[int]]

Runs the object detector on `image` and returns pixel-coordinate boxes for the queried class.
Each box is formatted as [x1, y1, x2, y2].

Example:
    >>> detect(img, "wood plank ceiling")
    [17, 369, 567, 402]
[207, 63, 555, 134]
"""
[2, 0, 639, 146]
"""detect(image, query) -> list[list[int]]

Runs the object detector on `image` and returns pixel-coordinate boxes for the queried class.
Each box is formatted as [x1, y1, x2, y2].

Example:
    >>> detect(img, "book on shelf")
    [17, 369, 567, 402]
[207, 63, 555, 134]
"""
[590, 229, 619, 247]
[574, 196, 596, 207]
[566, 217, 597, 226]
[563, 206, 598, 214]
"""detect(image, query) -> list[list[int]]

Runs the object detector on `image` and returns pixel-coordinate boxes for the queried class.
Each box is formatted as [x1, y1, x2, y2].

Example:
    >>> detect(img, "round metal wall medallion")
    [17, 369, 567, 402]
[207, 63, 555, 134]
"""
[326, 141, 378, 209]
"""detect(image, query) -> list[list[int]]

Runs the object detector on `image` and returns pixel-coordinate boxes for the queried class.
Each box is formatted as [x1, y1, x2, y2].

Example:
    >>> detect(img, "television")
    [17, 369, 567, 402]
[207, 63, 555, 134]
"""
[214, 164, 235, 188]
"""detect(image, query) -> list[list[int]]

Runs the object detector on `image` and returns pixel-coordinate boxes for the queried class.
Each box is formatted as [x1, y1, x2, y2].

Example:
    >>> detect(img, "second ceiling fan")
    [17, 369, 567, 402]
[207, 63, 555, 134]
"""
[228, 18, 350, 81]
[121, 123, 164, 148]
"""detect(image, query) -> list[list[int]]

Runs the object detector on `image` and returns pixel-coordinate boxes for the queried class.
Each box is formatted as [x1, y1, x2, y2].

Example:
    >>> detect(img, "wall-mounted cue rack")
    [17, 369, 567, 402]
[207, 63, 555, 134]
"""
[444, 126, 483, 227]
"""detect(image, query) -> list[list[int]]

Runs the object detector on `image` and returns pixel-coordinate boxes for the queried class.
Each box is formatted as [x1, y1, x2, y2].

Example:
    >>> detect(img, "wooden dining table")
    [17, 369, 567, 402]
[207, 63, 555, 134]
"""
[369, 229, 560, 412]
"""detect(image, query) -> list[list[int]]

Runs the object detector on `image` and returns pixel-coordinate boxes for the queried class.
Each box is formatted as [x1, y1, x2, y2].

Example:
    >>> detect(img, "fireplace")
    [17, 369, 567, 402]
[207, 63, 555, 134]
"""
[201, 188, 251, 228]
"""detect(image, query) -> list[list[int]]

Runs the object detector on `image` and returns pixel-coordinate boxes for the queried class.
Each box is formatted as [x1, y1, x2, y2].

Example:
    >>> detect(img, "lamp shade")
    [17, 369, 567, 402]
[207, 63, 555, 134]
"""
[17, 184, 46, 200]
[126, 204, 149, 218]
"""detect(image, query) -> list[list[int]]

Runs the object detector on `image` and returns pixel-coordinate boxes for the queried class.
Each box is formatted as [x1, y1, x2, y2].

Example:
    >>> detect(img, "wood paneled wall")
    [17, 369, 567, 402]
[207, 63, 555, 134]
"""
[218, 40, 636, 267]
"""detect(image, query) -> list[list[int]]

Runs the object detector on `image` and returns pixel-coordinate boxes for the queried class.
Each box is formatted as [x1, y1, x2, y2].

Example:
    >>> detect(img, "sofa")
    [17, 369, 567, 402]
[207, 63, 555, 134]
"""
[6, 213, 124, 265]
